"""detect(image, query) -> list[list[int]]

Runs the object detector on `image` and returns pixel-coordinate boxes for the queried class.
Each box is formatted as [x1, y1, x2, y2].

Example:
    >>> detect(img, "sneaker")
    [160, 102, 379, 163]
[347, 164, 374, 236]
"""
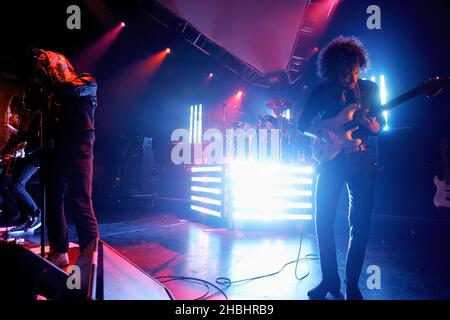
[7, 215, 41, 235]
[26, 215, 41, 233]
[47, 252, 69, 268]
[7, 217, 32, 235]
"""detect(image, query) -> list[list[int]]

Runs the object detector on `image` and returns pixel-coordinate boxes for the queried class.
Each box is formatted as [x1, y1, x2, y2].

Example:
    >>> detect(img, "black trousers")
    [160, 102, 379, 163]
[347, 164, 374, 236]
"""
[315, 151, 376, 287]
[11, 158, 40, 217]
[0, 158, 39, 220]
[45, 133, 99, 253]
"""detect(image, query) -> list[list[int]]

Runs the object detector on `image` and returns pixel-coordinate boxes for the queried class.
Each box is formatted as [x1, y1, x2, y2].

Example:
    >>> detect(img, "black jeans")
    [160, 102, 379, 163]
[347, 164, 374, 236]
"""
[11, 158, 40, 217]
[315, 151, 376, 287]
[0, 158, 39, 220]
[45, 133, 99, 253]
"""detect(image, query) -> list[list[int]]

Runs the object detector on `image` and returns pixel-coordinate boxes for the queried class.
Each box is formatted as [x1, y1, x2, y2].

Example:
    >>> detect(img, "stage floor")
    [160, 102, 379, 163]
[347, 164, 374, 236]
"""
[14, 210, 450, 300]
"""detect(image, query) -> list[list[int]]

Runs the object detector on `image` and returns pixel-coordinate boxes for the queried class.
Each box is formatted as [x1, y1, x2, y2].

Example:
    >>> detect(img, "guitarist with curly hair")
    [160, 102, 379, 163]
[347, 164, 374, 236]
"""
[298, 36, 384, 300]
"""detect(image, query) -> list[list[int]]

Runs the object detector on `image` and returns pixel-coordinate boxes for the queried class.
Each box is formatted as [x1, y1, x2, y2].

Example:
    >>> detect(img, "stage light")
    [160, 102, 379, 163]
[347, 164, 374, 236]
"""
[364, 75, 389, 131]
[233, 213, 312, 221]
[189, 104, 203, 144]
[190, 163, 314, 223]
[166, 48, 171, 54]
[191, 196, 222, 206]
[208, 72, 214, 79]
[191, 177, 222, 183]
[191, 186, 222, 195]
[198, 104, 203, 144]
[236, 91, 244, 98]
[191, 205, 222, 218]
[73, 21, 125, 72]
[189, 105, 194, 143]
[379, 75, 389, 131]
[228, 163, 314, 221]
[193, 105, 198, 143]
[313, 47, 319, 53]
[191, 166, 222, 173]
[191, 165, 226, 219]
[120, 21, 126, 28]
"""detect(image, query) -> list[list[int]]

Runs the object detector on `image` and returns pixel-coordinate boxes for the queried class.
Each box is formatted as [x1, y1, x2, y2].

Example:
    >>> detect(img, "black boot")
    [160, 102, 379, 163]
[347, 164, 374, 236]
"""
[346, 284, 363, 300]
[307, 280, 342, 300]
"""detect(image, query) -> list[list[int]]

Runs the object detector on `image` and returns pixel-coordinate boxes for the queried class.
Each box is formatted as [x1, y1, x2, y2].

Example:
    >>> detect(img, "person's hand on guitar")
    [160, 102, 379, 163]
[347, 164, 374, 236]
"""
[354, 107, 381, 134]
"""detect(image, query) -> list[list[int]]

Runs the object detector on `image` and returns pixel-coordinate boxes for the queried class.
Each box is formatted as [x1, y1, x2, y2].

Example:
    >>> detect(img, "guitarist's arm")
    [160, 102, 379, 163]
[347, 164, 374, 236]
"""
[298, 85, 340, 145]
[298, 85, 323, 139]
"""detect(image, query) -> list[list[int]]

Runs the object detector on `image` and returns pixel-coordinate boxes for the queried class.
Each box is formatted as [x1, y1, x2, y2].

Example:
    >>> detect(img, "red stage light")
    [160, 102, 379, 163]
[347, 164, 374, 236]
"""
[120, 22, 126, 28]
[165, 48, 171, 54]
[313, 47, 319, 53]
[236, 91, 244, 98]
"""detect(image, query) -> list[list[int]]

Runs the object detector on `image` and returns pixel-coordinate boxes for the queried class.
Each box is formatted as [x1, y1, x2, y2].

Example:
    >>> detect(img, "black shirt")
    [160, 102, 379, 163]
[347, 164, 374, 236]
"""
[298, 79, 384, 146]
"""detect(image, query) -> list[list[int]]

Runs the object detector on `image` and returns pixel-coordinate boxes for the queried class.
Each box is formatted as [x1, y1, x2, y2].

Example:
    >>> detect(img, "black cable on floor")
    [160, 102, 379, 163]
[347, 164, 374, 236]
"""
[156, 275, 229, 300]
[207, 219, 319, 299]
[156, 219, 319, 300]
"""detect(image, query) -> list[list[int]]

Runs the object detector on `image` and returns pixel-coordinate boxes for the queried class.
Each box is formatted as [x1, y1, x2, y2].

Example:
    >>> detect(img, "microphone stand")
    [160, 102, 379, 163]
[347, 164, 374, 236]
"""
[39, 96, 51, 258]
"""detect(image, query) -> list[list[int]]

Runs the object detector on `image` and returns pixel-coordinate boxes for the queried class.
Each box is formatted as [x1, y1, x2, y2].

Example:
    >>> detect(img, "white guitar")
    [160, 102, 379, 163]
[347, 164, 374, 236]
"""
[434, 139, 450, 209]
[310, 76, 450, 164]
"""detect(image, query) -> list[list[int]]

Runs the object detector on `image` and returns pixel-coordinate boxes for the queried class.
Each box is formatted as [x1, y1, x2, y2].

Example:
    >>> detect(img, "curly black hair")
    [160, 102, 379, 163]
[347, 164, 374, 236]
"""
[317, 36, 369, 80]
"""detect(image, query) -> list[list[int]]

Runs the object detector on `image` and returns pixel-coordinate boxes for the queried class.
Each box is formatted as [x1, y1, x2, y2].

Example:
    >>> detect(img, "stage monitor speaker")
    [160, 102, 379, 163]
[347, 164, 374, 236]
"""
[0, 241, 75, 301]
[95, 240, 173, 300]
[0, 239, 173, 300]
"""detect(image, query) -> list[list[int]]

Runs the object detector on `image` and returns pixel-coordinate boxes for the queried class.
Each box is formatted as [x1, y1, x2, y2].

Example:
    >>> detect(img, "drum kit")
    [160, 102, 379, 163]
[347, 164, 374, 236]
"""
[229, 98, 304, 162]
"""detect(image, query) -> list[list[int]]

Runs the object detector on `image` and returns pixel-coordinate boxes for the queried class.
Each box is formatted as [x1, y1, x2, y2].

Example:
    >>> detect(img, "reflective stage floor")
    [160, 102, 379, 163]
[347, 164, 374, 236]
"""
[19, 209, 450, 300]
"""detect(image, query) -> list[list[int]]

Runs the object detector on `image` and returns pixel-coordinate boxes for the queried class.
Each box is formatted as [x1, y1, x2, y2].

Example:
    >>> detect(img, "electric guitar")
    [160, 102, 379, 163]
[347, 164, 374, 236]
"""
[1, 141, 27, 176]
[310, 76, 450, 164]
[434, 139, 450, 209]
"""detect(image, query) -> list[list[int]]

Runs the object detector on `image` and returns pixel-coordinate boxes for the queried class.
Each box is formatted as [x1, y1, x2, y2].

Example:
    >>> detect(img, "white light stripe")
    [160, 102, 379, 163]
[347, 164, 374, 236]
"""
[191, 166, 223, 172]
[191, 196, 222, 206]
[280, 189, 313, 197]
[233, 202, 313, 209]
[283, 178, 314, 185]
[383, 110, 389, 131]
[229, 177, 313, 186]
[198, 104, 202, 143]
[380, 75, 389, 131]
[370, 76, 376, 83]
[191, 205, 222, 217]
[233, 213, 312, 221]
[191, 186, 222, 195]
[229, 165, 314, 175]
[191, 177, 222, 183]
[380, 75, 387, 105]
[189, 105, 194, 144]
[193, 104, 198, 143]
[232, 189, 312, 197]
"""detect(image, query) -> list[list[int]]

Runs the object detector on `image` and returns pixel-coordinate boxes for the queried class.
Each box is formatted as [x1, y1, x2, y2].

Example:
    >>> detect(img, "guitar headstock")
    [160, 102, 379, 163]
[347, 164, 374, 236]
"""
[418, 76, 450, 97]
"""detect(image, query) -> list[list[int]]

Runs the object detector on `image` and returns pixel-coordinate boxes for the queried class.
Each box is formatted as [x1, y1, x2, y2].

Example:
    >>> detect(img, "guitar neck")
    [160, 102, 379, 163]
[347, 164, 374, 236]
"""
[342, 87, 422, 131]
[382, 87, 422, 111]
